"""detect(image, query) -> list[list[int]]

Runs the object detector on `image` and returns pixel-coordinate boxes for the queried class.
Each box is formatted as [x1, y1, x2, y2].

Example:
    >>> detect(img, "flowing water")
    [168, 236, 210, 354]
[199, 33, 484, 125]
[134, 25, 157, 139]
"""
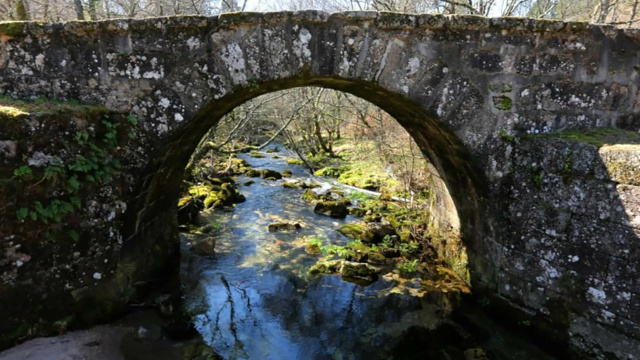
[180, 146, 559, 360]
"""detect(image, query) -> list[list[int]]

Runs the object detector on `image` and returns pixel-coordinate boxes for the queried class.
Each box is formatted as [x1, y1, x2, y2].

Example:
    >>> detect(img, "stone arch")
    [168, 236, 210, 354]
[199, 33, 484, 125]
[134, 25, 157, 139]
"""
[123, 78, 490, 287]
[3, 12, 640, 356]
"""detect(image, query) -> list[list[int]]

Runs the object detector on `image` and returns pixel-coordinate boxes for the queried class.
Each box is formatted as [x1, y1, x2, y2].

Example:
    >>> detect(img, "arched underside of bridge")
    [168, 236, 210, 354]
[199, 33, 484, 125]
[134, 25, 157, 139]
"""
[1, 11, 640, 358]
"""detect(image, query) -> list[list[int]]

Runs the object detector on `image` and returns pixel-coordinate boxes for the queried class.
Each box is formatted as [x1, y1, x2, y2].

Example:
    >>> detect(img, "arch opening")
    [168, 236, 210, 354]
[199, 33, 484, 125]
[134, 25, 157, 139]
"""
[123, 78, 493, 291]
[137, 82, 496, 358]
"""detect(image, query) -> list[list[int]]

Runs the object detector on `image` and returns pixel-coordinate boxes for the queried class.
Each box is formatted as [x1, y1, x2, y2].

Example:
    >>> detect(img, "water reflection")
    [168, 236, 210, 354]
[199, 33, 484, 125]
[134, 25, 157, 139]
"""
[180, 146, 557, 360]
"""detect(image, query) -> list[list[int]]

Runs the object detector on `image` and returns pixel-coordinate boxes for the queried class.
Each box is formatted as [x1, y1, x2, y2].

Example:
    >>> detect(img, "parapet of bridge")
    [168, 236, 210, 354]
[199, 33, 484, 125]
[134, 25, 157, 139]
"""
[0, 11, 639, 358]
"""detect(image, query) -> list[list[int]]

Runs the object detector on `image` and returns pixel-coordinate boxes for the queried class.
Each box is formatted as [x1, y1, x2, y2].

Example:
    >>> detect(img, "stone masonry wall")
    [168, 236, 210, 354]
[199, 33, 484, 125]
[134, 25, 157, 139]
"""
[493, 133, 640, 359]
[1, 11, 639, 358]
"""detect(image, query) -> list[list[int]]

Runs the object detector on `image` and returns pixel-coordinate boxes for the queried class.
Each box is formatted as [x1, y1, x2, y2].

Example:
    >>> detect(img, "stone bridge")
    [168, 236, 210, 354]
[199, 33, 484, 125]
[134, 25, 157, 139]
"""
[0, 11, 639, 358]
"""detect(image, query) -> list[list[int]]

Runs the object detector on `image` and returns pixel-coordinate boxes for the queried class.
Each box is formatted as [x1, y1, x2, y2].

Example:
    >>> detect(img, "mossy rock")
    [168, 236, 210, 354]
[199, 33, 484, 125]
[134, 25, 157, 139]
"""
[379, 192, 393, 201]
[265, 148, 278, 153]
[309, 260, 342, 275]
[267, 222, 301, 232]
[340, 261, 378, 283]
[243, 180, 254, 186]
[305, 243, 322, 255]
[283, 181, 298, 188]
[188, 184, 214, 200]
[367, 252, 386, 265]
[271, 155, 280, 159]
[300, 181, 322, 189]
[260, 169, 282, 179]
[203, 194, 220, 209]
[245, 169, 261, 177]
[314, 201, 349, 219]
[286, 158, 304, 165]
[249, 151, 265, 158]
[313, 167, 345, 178]
[301, 189, 320, 202]
[349, 207, 367, 217]
[338, 223, 367, 239]
[366, 222, 397, 243]
[350, 243, 370, 263]
[364, 213, 383, 223]
[282, 169, 292, 177]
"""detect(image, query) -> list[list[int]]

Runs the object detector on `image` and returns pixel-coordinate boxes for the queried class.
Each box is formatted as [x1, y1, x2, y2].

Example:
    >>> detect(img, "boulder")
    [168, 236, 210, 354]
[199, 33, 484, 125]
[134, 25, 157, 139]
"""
[340, 261, 378, 282]
[301, 189, 320, 202]
[260, 169, 282, 179]
[367, 252, 386, 265]
[365, 221, 396, 243]
[245, 169, 261, 177]
[308, 260, 342, 275]
[282, 169, 292, 177]
[283, 181, 298, 188]
[314, 201, 349, 218]
[338, 224, 367, 239]
[305, 243, 322, 255]
[190, 237, 216, 255]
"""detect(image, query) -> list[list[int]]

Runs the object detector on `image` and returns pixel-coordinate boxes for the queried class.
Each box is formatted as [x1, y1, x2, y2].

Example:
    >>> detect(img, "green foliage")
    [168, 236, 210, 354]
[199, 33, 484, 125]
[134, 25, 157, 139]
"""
[397, 260, 418, 276]
[397, 241, 419, 256]
[12, 115, 136, 240]
[381, 235, 394, 248]
[13, 165, 32, 177]
[346, 191, 369, 203]
[321, 244, 354, 259]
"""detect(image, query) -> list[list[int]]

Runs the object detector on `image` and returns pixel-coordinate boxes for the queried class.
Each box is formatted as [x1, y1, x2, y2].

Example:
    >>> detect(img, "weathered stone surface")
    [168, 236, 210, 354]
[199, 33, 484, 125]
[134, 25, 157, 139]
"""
[1, 12, 639, 358]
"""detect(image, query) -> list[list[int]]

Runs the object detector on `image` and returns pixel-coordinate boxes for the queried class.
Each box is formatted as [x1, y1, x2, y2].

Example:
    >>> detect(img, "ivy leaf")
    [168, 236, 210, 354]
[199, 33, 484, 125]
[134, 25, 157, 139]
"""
[70, 196, 82, 209]
[14, 165, 32, 177]
[16, 207, 29, 221]
[67, 230, 79, 242]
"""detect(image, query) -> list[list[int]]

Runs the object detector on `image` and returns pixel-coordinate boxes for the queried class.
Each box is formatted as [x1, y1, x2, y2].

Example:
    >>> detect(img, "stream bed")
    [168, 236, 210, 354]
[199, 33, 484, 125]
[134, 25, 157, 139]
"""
[180, 146, 559, 360]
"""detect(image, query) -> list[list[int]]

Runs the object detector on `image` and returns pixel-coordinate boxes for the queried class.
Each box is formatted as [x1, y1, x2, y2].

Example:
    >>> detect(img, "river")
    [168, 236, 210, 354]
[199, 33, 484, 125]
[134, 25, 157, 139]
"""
[179, 145, 559, 360]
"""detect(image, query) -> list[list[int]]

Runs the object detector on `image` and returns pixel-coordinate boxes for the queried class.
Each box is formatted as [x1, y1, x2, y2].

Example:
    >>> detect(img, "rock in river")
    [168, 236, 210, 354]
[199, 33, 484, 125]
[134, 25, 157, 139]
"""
[314, 201, 349, 218]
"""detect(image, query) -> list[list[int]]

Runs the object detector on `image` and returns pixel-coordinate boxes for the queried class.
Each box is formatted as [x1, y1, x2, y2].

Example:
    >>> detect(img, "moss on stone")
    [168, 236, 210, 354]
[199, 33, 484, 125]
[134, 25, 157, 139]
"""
[283, 181, 298, 188]
[301, 189, 319, 202]
[308, 260, 342, 275]
[0, 21, 26, 38]
[260, 168, 282, 179]
[538, 128, 640, 147]
[493, 95, 512, 111]
[338, 223, 366, 239]
[0, 97, 108, 117]
[286, 158, 304, 165]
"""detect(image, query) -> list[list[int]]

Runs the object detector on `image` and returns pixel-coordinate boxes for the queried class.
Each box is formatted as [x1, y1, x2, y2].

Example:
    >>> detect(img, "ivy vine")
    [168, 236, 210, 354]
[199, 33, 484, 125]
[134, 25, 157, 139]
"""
[13, 114, 137, 241]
